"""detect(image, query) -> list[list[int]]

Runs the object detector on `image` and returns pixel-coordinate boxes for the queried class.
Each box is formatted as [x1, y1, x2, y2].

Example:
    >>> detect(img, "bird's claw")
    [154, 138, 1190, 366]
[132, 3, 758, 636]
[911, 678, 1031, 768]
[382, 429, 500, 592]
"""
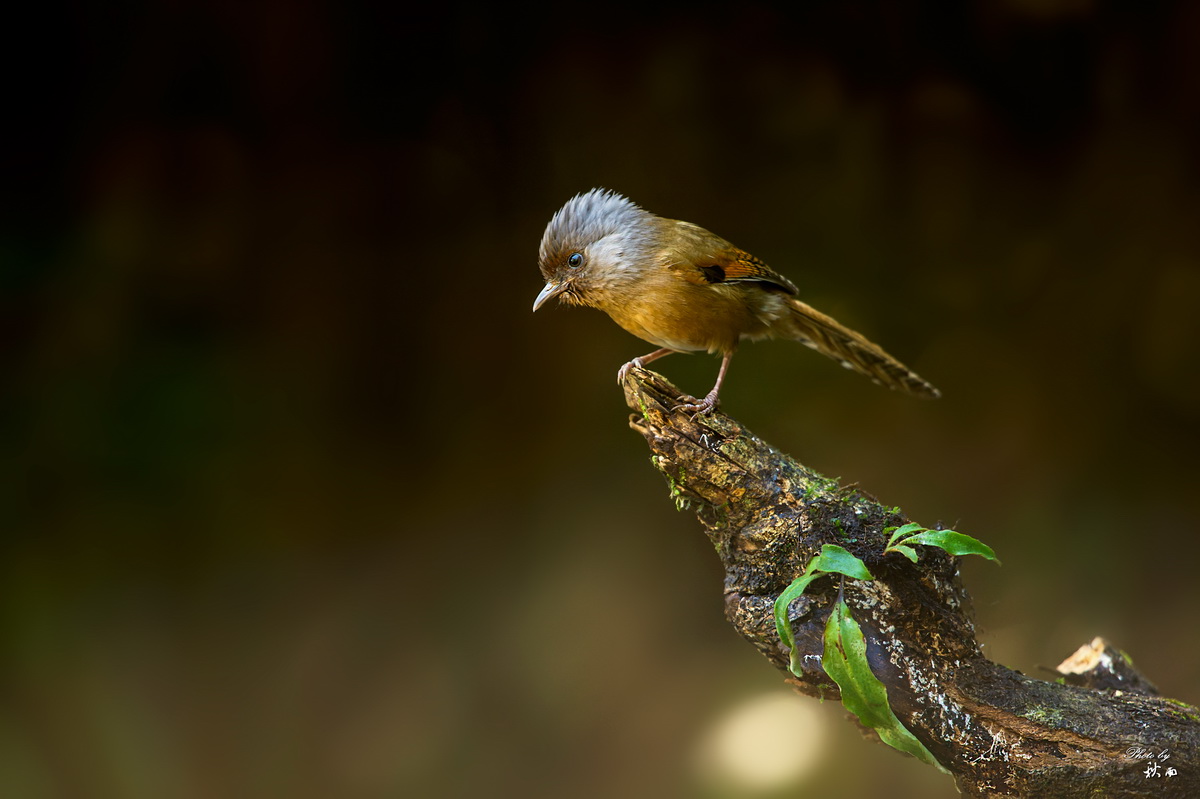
[617, 359, 642, 385]
[618, 355, 720, 414]
[671, 393, 719, 415]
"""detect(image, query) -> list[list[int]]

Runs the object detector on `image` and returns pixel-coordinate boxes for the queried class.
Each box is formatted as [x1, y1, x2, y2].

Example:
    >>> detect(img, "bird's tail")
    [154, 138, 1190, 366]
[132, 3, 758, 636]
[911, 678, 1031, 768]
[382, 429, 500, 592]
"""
[784, 297, 941, 399]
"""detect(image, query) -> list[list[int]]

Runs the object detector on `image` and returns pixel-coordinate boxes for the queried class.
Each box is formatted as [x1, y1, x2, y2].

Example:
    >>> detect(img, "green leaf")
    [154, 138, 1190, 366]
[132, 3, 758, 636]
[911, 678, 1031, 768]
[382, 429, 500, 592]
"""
[885, 522, 924, 547]
[884, 525, 1001, 565]
[811, 544, 873, 581]
[822, 597, 949, 774]
[896, 530, 1000, 564]
[788, 638, 810, 677]
[773, 572, 824, 651]
[774, 545, 873, 652]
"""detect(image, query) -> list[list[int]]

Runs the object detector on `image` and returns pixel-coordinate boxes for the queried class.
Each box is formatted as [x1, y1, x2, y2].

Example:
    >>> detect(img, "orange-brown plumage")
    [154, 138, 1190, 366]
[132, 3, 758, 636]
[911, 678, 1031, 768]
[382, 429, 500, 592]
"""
[534, 189, 939, 412]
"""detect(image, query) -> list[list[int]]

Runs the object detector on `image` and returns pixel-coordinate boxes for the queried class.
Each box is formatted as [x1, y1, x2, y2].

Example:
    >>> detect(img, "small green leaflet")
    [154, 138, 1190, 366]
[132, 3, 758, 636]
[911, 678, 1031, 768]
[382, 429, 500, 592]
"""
[884, 522, 1000, 565]
[773, 545, 872, 672]
[810, 544, 873, 580]
[822, 595, 949, 773]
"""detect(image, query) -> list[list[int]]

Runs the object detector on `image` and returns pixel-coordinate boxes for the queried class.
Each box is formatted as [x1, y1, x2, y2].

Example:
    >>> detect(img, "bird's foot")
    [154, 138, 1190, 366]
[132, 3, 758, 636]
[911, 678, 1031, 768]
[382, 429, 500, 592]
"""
[672, 390, 720, 415]
[617, 358, 645, 385]
[617, 349, 676, 386]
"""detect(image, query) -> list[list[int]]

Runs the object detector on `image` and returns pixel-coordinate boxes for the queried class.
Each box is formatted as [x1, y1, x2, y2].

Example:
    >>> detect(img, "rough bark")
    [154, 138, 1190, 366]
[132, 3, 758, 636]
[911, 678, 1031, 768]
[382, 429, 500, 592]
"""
[623, 367, 1200, 798]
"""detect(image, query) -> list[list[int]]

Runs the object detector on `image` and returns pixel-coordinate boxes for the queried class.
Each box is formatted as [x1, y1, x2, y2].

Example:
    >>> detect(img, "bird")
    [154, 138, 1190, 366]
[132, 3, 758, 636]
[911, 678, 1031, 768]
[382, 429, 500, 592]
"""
[533, 188, 939, 413]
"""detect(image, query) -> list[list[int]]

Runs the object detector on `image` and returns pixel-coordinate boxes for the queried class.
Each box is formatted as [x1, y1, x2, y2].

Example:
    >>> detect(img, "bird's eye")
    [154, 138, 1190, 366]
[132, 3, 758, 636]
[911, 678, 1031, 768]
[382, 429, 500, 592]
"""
[567, 252, 584, 268]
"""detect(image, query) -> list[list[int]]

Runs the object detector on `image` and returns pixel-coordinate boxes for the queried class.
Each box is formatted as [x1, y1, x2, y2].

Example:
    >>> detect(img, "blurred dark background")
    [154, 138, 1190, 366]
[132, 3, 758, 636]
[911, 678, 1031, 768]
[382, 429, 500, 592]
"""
[4, 1, 1200, 797]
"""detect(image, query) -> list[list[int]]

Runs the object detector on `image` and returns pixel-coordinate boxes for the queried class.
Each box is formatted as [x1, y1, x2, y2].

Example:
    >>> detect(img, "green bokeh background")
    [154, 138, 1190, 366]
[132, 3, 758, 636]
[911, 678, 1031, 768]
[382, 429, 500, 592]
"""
[5, 2, 1200, 797]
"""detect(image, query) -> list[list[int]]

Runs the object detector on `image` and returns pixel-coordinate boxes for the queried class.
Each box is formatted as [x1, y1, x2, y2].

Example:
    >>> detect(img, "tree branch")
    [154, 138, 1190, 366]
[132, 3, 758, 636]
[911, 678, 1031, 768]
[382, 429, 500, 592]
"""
[623, 367, 1199, 798]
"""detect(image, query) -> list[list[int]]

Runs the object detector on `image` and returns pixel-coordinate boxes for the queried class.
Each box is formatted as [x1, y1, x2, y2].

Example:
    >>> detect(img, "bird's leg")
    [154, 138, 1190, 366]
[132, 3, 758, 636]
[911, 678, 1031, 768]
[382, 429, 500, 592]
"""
[617, 348, 676, 384]
[674, 350, 734, 415]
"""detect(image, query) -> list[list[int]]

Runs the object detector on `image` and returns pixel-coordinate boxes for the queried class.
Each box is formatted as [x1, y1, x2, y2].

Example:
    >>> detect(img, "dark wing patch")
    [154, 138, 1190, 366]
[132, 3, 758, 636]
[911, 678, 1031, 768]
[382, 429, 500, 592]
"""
[698, 265, 725, 283]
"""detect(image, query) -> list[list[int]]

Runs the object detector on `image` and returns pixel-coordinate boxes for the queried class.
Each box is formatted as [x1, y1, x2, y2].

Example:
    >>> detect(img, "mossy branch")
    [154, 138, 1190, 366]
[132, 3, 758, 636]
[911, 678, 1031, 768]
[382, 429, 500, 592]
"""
[623, 367, 1199, 798]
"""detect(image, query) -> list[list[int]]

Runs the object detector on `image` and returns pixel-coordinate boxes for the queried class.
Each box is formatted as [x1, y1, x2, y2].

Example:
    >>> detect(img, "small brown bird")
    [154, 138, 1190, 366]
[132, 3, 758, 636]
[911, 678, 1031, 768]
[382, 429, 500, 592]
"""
[533, 189, 939, 412]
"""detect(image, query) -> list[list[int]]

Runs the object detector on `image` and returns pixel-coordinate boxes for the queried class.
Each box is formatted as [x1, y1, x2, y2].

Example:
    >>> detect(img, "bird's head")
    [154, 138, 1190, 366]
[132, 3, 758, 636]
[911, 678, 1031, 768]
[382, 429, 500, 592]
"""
[533, 188, 656, 311]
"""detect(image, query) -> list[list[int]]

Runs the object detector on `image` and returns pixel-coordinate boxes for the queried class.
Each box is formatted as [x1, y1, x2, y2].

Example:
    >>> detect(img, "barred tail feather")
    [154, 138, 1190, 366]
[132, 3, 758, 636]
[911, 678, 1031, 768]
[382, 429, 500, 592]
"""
[784, 298, 940, 399]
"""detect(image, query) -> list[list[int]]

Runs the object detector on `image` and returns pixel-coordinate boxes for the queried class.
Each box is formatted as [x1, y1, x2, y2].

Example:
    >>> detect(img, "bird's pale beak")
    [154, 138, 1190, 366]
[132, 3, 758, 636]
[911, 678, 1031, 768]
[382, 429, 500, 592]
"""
[532, 280, 569, 312]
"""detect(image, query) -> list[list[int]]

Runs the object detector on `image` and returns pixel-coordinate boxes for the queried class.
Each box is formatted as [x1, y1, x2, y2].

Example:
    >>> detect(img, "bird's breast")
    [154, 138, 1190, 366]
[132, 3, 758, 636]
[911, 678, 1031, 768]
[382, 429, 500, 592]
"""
[594, 277, 780, 355]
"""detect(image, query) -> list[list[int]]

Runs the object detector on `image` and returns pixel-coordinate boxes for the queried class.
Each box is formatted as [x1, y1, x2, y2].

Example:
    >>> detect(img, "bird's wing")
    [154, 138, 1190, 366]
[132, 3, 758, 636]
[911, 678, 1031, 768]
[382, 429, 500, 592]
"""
[664, 222, 798, 294]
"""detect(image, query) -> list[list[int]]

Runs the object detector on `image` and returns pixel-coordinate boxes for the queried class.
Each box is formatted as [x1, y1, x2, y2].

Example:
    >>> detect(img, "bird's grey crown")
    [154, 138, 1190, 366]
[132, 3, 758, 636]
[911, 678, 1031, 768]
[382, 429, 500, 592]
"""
[539, 188, 652, 267]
